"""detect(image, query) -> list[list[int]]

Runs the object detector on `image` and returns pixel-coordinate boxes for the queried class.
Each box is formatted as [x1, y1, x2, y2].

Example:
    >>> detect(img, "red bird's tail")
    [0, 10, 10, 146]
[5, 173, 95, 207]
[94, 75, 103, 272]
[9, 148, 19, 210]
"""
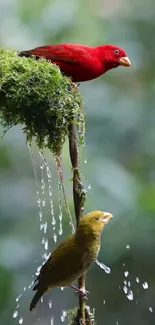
[19, 50, 40, 60]
[30, 287, 46, 311]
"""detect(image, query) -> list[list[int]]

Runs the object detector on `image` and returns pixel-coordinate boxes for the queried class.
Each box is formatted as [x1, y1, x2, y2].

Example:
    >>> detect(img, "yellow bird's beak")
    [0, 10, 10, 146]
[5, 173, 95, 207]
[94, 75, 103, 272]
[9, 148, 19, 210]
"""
[119, 56, 131, 67]
[102, 212, 113, 224]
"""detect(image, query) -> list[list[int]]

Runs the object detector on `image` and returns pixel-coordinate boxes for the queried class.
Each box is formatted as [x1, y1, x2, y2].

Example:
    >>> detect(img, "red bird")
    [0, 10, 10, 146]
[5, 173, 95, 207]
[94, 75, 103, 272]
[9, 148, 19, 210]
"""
[19, 44, 131, 82]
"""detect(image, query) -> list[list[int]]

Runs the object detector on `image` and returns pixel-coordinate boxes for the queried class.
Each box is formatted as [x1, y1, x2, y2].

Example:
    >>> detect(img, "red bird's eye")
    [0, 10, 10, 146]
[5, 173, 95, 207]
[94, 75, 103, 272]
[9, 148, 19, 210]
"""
[114, 49, 120, 55]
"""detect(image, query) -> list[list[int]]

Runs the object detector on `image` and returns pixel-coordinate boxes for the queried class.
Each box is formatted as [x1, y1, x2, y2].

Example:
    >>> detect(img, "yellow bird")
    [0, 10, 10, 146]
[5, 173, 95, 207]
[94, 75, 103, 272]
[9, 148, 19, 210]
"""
[30, 210, 113, 311]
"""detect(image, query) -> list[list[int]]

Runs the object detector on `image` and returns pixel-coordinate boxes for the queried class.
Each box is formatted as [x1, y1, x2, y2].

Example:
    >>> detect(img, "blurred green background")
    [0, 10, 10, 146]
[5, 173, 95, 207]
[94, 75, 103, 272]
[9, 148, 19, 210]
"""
[0, 0, 155, 324]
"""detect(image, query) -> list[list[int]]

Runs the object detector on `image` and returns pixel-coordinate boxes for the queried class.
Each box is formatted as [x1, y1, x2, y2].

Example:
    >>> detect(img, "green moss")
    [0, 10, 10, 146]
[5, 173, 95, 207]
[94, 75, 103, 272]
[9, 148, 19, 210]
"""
[68, 306, 96, 325]
[0, 48, 84, 156]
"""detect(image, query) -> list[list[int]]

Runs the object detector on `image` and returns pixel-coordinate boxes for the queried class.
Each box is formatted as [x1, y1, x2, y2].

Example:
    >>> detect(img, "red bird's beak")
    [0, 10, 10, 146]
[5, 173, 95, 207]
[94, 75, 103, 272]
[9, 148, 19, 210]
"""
[119, 57, 131, 67]
[102, 212, 113, 224]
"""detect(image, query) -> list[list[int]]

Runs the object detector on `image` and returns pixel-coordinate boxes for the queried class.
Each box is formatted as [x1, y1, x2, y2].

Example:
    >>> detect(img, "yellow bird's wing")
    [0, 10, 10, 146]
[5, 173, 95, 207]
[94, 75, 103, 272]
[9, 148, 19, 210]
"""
[34, 235, 87, 289]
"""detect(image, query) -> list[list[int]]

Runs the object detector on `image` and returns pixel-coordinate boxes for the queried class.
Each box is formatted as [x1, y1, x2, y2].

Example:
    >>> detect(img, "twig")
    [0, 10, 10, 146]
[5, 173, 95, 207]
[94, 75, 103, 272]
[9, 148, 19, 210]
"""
[68, 123, 87, 324]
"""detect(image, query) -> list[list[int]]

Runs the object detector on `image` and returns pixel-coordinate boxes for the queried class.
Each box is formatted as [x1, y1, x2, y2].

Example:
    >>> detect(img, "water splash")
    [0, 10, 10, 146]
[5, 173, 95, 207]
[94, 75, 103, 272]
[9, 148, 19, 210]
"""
[95, 259, 111, 274]
[126, 244, 130, 249]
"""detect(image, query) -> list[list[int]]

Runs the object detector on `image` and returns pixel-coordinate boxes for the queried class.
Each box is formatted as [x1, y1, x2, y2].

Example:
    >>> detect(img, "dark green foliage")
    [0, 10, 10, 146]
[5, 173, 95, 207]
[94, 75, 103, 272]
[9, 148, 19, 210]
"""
[0, 48, 84, 156]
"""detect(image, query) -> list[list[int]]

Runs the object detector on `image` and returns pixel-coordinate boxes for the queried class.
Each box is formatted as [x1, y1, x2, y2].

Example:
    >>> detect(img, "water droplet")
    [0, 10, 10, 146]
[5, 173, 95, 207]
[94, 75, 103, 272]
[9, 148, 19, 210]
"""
[59, 228, 63, 236]
[128, 281, 131, 287]
[123, 280, 127, 285]
[53, 233, 57, 243]
[136, 277, 140, 283]
[61, 287, 64, 291]
[41, 297, 43, 303]
[23, 287, 27, 291]
[44, 238, 48, 251]
[103, 300, 106, 304]
[88, 184, 91, 190]
[124, 271, 129, 277]
[149, 307, 153, 313]
[84, 159, 87, 164]
[13, 311, 18, 318]
[19, 317, 24, 324]
[123, 286, 128, 294]
[122, 263, 126, 267]
[142, 282, 148, 289]
[95, 260, 111, 274]
[61, 310, 67, 322]
[116, 321, 119, 325]
[126, 244, 130, 249]
[49, 300, 52, 308]
[127, 290, 134, 301]
[50, 316, 54, 325]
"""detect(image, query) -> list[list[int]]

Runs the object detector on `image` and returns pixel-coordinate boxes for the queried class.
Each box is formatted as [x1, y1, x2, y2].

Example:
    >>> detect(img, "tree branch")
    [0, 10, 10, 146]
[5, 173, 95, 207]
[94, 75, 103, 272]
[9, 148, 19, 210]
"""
[68, 123, 88, 324]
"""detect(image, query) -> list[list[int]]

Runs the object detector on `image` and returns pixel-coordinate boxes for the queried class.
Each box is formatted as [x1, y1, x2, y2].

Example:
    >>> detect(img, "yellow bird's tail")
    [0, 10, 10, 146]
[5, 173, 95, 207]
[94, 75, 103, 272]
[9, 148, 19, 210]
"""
[29, 287, 46, 311]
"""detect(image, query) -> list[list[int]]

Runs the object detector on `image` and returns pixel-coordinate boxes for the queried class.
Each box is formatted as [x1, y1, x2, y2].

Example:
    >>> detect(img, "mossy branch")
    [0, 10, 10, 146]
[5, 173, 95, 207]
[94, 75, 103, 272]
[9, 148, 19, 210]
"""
[0, 48, 84, 156]
[69, 125, 94, 325]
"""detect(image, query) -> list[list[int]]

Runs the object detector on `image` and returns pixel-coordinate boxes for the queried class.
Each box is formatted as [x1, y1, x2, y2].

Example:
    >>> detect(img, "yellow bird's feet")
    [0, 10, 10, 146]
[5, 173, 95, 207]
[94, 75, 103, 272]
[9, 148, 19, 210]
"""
[70, 285, 89, 298]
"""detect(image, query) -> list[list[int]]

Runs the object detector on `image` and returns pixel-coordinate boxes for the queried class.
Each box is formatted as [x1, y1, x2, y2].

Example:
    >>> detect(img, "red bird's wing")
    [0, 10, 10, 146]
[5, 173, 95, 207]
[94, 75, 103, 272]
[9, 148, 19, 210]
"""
[20, 44, 92, 65]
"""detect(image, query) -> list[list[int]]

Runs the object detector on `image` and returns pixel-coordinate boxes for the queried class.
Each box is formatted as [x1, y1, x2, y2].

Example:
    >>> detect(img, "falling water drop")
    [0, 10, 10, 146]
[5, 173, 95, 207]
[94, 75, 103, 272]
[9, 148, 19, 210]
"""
[124, 271, 129, 277]
[103, 300, 106, 304]
[127, 290, 134, 301]
[61, 287, 64, 291]
[19, 317, 24, 324]
[126, 244, 130, 249]
[136, 277, 140, 283]
[27, 144, 43, 223]
[44, 238, 48, 251]
[84, 159, 87, 164]
[16, 294, 22, 302]
[142, 282, 149, 289]
[58, 178, 63, 236]
[50, 316, 54, 325]
[123, 286, 128, 294]
[88, 184, 91, 190]
[61, 310, 67, 322]
[49, 300, 52, 309]
[128, 281, 131, 287]
[95, 260, 111, 274]
[149, 307, 153, 313]
[13, 311, 18, 318]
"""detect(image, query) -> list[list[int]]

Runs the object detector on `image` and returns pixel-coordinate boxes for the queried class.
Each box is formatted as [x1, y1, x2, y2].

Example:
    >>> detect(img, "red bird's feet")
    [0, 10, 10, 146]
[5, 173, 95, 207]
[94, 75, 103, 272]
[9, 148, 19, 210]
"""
[70, 285, 89, 298]
[72, 82, 80, 92]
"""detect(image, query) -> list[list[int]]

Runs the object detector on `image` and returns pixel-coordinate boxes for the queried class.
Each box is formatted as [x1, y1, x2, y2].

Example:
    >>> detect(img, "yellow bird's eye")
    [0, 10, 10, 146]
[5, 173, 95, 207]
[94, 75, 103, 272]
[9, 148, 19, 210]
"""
[95, 217, 100, 221]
